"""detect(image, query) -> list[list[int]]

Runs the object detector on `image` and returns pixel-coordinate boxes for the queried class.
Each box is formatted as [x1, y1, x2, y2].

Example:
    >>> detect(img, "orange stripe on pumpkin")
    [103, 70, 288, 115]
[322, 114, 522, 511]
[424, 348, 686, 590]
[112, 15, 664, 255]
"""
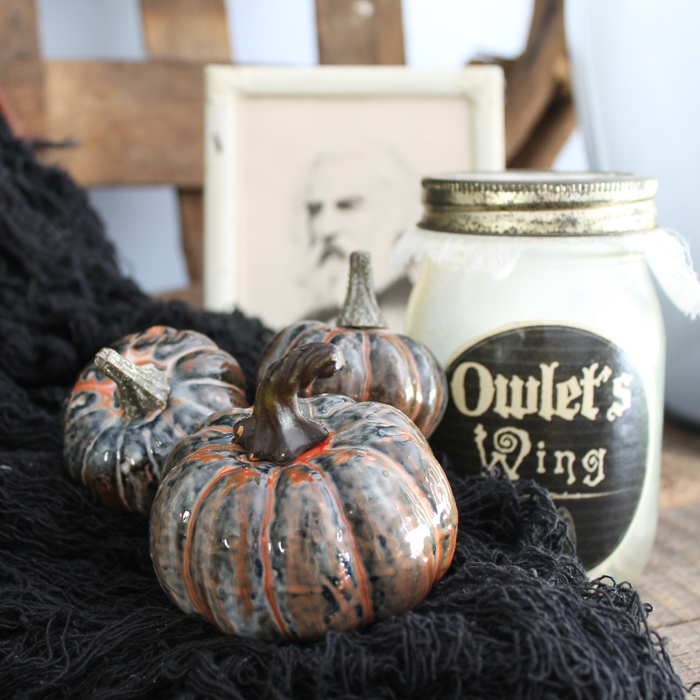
[259, 469, 292, 640]
[419, 358, 444, 439]
[184, 443, 239, 464]
[231, 480, 255, 621]
[71, 376, 117, 401]
[322, 328, 341, 345]
[363, 444, 441, 587]
[70, 376, 117, 418]
[372, 431, 453, 577]
[296, 435, 332, 462]
[182, 463, 238, 624]
[361, 333, 372, 402]
[300, 459, 374, 626]
[203, 467, 259, 634]
[392, 335, 423, 423]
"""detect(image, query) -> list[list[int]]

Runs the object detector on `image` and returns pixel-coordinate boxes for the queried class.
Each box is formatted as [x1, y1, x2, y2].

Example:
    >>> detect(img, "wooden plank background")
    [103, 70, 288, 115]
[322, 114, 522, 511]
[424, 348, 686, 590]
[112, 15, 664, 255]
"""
[0, 0, 569, 303]
[0, 0, 46, 137]
[44, 60, 206, 186]
[637, 424, 700, 696]
[140, 0, 230, 297]
[315, 0, 404, 65]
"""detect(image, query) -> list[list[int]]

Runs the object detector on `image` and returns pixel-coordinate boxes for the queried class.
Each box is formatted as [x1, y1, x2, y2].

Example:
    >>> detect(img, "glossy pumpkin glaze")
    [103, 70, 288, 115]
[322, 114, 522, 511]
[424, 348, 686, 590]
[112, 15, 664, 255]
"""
[258, 252, 448, 437]
[63, 326, 248, 514]
[150, 343, 457, 642]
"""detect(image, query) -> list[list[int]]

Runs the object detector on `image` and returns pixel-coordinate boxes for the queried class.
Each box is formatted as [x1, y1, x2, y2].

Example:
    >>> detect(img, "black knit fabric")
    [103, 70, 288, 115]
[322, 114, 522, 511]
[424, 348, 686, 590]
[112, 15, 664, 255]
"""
[0, 117, 686, 699]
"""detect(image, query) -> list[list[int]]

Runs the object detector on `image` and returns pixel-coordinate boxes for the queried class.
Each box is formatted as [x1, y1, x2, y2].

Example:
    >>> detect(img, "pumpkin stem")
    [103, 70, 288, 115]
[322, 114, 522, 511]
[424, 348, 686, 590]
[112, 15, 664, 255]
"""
[94, 348, 170, 420]
[336, 250, 388, 329]
[234, 342, 344, 464]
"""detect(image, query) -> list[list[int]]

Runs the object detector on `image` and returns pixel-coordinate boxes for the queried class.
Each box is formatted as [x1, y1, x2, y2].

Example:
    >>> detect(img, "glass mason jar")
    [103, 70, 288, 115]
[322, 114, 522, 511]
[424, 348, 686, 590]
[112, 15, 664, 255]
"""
[404, 171, 664, 584]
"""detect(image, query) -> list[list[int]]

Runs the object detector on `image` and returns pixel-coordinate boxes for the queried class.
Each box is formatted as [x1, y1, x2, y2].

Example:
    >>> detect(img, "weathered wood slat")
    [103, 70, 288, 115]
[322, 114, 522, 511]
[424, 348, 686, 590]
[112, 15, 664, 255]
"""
[660, 423, 700, 511]
[637, 501, 700, 628]
[636, 459, 700, 696]
[0, 0, 46, 137]
[655, 619, 700, 697]
[0, 81, 23, 135]
[42, 60, 205, 187]
[506, 95, 575, 169]
[494, 0, 575, 169]
[141, 0, 230, 297]
[177, 187, 205, 291]
[315, 0, 404, 65]
[141, 0, 230, 62]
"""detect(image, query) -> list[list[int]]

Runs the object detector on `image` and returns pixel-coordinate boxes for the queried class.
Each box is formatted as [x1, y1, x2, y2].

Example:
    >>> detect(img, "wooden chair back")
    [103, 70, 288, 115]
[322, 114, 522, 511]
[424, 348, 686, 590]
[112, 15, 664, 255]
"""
[0, 0, 572, 304]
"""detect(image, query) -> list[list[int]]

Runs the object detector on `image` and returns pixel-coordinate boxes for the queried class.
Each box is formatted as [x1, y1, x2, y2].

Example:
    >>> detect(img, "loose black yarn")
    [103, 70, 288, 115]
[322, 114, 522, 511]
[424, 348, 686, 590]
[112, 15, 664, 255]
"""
[0, 116, 686, 699]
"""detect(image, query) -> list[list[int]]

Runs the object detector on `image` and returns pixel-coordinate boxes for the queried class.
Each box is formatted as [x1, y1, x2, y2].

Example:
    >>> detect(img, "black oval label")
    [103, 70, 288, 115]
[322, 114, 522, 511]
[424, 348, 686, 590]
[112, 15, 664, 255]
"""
[431, 324, 648, 570]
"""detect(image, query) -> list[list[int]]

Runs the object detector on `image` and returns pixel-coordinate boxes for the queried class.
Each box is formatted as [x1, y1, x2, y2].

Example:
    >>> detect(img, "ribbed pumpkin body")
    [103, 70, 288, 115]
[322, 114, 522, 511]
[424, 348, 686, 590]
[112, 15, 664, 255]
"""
[150, 394, 457, 642]
[258, 321, 447, 437]
[63, 326, 247, 514]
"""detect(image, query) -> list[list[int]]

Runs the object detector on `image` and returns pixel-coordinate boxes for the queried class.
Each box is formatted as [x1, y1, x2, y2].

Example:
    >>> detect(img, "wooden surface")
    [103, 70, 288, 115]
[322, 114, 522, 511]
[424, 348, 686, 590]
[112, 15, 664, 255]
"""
[141, 0, 230, 62]
[140, 0, 230, 298]
[0, 0, 45, 138]
[315, 0, 405, 65]
[43, 60, 205, 187]
[473, 0, 574, 169]
[637, 422, 700, 695]
[0, 0, 230, 303]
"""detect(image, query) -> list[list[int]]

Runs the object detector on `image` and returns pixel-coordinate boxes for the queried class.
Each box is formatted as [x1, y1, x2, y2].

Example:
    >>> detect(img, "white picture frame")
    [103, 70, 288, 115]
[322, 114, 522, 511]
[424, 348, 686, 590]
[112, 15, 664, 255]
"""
[203, 64, 505, 329]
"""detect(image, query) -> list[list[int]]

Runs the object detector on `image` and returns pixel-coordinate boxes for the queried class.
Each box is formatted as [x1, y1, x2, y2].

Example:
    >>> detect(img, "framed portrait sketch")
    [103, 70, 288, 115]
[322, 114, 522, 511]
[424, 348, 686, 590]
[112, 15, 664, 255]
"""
[203, 65, 505, 329]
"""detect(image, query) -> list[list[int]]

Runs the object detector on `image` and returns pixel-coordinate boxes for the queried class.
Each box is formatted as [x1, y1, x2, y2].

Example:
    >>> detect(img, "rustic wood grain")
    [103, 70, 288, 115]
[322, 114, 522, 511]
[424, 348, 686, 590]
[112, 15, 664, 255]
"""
[637, 501, 700, 628]
[0, 81, 23, 136]
[655, 619, 700, 697]
[42, 60, 205, 187]
[503, 0, 568, 161]
[636, 425, 700, 694]
[315, 0, 404, 65]
[140, 0, 230, 302]
[506, 95, 575, 170]
[155, 280, 203, 307]
[480, 0, 574, 169]
[0, 0, 46, 138]
[177, 188, 205, 286]
[141, 0, 230, 62]
[660, 422, 700, 511]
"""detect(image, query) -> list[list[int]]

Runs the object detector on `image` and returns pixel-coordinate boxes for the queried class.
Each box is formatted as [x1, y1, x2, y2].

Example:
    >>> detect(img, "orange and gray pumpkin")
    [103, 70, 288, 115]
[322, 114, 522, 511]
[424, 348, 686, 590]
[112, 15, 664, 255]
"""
[62, 326, 248, 515]
[150, 342, 457, 642]
[257, 251, 447, 437]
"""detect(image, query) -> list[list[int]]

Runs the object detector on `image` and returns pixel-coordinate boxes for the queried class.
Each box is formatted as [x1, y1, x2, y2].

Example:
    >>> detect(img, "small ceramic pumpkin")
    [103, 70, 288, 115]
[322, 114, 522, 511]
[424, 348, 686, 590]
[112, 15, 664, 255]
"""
[150, 342, 457, 642]
[63, 326, 248, 515]
[257, 251, 447, 437]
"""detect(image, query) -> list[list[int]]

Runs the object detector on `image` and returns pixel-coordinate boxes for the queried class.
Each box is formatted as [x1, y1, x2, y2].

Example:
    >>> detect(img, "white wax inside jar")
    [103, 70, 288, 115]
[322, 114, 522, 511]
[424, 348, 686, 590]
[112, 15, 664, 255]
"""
[405, 234, 665, 584]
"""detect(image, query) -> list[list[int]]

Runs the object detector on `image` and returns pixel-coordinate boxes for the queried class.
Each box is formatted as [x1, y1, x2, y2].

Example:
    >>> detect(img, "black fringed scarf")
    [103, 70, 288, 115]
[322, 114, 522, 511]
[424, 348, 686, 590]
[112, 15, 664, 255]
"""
[0, 117, 686, 699]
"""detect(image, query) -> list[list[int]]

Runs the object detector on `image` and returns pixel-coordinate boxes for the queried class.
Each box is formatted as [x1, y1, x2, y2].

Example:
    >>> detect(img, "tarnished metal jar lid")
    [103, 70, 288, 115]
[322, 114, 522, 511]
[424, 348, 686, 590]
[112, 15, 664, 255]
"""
[419, 171, 658, 236]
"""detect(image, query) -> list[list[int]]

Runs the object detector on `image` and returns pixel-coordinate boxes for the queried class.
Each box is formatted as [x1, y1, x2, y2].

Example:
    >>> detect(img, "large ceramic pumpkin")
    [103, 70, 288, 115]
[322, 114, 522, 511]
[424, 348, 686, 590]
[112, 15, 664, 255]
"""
[63, 326, 248, 515]
[150, 342, 457, 642]
[257, 251, 447, 437]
